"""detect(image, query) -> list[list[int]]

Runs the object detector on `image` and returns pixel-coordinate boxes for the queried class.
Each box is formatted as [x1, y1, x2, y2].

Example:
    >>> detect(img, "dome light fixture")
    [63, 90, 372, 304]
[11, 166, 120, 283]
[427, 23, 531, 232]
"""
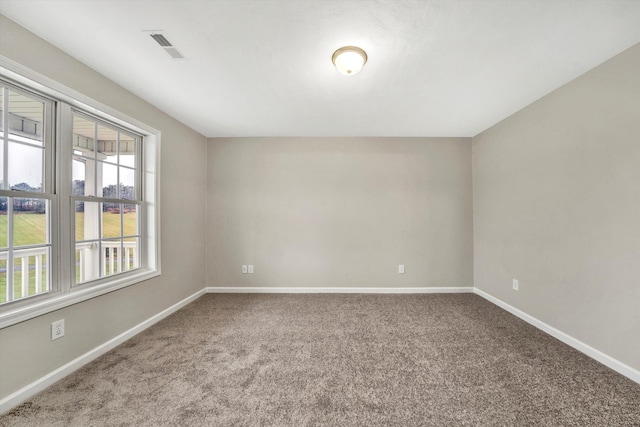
[332, 46, 368, 76]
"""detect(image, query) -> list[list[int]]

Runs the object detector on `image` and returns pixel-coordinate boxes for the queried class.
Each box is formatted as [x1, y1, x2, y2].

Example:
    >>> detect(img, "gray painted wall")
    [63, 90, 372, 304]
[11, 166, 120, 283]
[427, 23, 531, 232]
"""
[207, 137, 473, 288]
[473, 43, 640, 371]
[0, 16, 207, 399]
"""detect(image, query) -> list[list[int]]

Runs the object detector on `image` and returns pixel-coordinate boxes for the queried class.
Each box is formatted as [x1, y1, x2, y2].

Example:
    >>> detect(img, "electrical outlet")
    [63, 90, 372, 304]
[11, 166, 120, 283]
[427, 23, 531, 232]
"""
[398, 265, 405, 274]
[248, 265, 254, 274]
[513, 279, 519, 291]
[242, 265, 248, 274]
[51, 319, 65, 340]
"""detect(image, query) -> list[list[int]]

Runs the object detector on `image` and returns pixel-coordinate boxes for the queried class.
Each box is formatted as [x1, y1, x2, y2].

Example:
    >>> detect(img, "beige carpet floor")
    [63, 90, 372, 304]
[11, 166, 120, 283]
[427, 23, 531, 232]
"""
[2, 293, 640, 426]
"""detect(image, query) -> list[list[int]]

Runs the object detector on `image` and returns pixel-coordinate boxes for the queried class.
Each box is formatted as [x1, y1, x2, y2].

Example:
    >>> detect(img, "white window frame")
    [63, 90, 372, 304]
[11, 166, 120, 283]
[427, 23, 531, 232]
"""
[67, 108, 144, 286]
[0, 57, 161, 329]
[0, 82, 56, 306]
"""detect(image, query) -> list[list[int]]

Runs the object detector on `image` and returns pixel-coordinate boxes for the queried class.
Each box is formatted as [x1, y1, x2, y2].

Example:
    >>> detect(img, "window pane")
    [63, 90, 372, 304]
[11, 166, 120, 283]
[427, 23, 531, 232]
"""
[0, 256, 7, 304]
[40, 251, 49, 294]
[123, 204, 138, 237]
[103, 239, 122, 277]
[12, 248, 48, 300]
[119, 133, 136, 167]
[76, 201, 99, 242]
[102, 204, 122, 239]
[8, 142, 43, 191]
[75, 201, 84, 241]
[74, 247, 82, 284]
[97, 124, 118, 164]
[120, 167, 135, 200]
[11, 258, 20, 299]
[13, 198, 47, 246]
[0, 197, 6, 249]
[0, 87, 4, 131]
[8, 90, 44, 146]
[0, 140, 4, 190]
[75, 241, 99, 284]
[73, 114, 96, 157]
[123, 237, 139, 271]
[101, 162, 117, 198]
[72, 158, 88, 196]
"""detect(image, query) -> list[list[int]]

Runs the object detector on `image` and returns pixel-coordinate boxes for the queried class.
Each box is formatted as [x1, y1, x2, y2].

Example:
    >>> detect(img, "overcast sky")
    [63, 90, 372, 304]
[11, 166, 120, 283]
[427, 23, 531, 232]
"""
[5, 143, 120, 190]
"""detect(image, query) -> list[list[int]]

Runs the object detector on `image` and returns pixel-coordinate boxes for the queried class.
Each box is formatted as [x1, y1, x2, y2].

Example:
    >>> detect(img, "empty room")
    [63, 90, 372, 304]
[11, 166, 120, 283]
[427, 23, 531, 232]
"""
[0, 0, 639, 425]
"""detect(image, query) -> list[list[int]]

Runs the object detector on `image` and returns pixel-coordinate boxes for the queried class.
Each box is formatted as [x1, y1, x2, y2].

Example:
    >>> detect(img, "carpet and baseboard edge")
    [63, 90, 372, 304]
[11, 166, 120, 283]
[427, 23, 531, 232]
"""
[474, 288, 640, 385]
[0, 288, 207, 415]
[206, 286, 475, 294]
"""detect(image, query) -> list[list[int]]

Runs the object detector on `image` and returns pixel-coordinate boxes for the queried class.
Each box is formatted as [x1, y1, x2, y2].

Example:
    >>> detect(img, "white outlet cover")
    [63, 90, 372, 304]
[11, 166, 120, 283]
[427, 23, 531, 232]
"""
[248, 265, 254, 274]
[513, 279, 519, 291]
[51, 319, 65, 340]
[399, 265, 405, 274]
[242, 265, 248, 273]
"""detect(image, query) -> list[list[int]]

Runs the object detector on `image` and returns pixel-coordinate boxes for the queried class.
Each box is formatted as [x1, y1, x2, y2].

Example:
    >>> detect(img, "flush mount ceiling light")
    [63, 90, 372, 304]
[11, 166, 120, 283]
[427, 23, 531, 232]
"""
[332, 46, 368, 76]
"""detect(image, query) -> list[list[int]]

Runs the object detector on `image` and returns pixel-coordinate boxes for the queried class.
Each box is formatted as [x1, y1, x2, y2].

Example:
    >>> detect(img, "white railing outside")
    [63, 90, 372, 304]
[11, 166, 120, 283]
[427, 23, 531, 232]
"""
[101, 240, 138, 275]
[2, 241, 138, 302]
[0, 247, 48, 301]
[76, 240, 138, 283]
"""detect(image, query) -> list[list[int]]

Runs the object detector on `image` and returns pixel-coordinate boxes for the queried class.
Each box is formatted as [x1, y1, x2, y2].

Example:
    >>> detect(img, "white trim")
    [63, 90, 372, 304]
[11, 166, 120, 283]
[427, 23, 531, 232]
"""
[206, 286, 475, 294]
[0, 269, 161, 329]
[474, 288, 640, 385]
[0, 288, 205, 415]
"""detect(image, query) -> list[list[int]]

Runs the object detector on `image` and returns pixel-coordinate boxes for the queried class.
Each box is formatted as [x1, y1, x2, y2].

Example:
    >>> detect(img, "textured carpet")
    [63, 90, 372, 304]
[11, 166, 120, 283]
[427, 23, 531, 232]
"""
[2, 293, 640, 426]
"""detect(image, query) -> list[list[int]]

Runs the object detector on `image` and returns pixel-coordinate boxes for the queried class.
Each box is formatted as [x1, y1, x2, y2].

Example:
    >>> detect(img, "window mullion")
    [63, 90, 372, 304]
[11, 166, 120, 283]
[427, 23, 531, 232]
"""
[7, 196, 14, 302]
[2, 86, 8, 189]
[116, 131, 120, 199]
[56, 102, 74, 293]
[44, 99, 55, 297]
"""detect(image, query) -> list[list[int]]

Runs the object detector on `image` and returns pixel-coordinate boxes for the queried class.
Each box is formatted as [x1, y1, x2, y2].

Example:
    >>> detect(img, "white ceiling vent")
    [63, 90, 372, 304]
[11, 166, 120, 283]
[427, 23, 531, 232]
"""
[145, 31, 186, 60]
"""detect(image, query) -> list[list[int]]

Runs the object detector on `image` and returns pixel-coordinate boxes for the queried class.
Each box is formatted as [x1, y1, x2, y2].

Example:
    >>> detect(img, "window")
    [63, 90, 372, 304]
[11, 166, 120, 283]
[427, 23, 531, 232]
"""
[0, 65, 160, 327]
[0, 84, 54, 304]
[72, 112, 142, 284]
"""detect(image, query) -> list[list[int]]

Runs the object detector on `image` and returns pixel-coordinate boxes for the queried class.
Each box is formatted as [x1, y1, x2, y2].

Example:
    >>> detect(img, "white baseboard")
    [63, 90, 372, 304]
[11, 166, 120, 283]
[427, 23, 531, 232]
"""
[206, 286, 475, 294]
[474, 288, 640, 385]
[0, 288, 207, 415]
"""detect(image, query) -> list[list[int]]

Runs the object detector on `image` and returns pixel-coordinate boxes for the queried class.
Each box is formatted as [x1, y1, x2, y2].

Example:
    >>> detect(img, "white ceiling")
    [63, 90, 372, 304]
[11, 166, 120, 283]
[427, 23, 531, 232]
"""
[2, 0, 640, 138]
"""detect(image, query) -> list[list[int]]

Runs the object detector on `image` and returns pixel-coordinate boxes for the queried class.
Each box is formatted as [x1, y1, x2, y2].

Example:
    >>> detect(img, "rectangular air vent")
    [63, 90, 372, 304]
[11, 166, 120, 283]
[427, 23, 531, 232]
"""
[145, 31, 186, 60]
[150, 33, 172, 47]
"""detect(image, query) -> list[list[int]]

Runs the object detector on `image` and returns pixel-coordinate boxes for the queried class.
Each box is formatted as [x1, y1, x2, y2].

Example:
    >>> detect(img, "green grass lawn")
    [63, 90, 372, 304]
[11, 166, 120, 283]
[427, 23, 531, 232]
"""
[0, 212, 48, 247]
[74, 211, 138, 241]
[1, 212, 137, 303]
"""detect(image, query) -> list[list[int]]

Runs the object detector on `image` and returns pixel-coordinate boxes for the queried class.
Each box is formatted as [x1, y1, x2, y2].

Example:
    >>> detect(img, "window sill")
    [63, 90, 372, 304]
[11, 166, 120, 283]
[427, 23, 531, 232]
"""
[0, 269, 160, 329]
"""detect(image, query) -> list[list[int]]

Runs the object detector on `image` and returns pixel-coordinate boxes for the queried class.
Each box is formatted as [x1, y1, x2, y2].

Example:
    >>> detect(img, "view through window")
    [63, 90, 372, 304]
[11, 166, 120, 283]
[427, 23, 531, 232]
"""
[71, 112, 141, 284]
[0, 72, 156, 317]
[0, 84, 52, 304]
